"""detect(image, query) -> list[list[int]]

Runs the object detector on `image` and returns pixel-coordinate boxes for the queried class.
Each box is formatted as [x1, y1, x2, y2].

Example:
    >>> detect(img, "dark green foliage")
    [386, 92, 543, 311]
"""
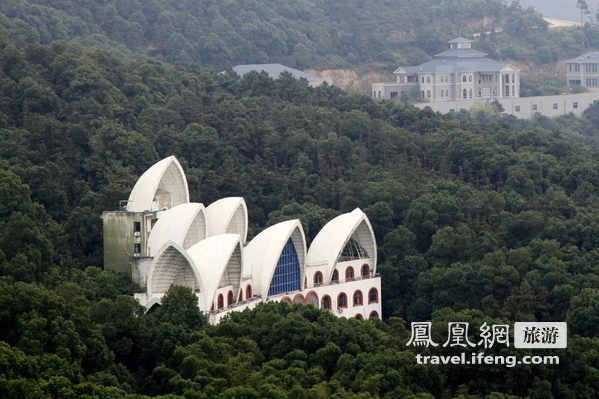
[0, 31, 597, 398]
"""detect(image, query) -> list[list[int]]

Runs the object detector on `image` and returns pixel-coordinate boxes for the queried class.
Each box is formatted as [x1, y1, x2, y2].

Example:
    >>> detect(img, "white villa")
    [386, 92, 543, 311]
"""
[372, 37, 520, 101]
[103, 156, 382, 324]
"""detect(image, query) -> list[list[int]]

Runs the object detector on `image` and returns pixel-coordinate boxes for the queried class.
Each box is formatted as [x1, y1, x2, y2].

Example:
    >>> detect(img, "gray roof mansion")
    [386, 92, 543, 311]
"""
[565, 52, 599, 89]
[372, 37, 520, 101]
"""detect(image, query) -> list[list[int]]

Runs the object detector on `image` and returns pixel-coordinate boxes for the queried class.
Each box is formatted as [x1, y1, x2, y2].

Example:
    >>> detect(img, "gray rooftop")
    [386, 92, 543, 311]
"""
[408, 57, 513, 74]
[566, 52, 599, 63]
[434, 48, 488, 58]
[232, 63, 326, 83]
[447, 37, 474, 43]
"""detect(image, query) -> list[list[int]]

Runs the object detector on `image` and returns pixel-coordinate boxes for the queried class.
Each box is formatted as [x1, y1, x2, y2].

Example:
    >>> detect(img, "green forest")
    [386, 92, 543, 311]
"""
[0, 1, 598, 398]
[1, 0, 598, 70]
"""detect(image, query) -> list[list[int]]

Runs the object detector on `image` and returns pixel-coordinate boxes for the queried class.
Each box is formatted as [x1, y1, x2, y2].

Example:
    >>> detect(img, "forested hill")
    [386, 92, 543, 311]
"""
[0, 0, 593, 70]
[0, 30, 598, 397]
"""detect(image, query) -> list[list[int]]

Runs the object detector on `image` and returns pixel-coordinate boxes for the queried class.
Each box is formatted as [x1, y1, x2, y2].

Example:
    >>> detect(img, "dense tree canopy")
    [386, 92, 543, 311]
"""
[0, 21, 597, 398]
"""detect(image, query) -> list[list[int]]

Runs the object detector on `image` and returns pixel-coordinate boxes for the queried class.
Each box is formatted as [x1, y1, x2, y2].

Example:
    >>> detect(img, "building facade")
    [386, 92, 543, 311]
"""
[372, 37, 520, 101]
[565, 52, 599, 89]
[103, 156, 382, 324]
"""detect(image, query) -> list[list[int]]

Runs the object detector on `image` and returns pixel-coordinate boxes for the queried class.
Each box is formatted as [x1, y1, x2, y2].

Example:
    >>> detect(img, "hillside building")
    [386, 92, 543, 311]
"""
[565, 52, 599, 89]
[231, 63, 332, 87]
[103, 156, 381, 324]
[372, 37, 520, 101]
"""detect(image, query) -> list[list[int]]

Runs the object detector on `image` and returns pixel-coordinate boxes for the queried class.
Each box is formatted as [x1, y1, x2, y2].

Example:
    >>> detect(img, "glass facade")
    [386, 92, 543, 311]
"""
[268, 238, 301, 296]
[339, 238, 369, 261]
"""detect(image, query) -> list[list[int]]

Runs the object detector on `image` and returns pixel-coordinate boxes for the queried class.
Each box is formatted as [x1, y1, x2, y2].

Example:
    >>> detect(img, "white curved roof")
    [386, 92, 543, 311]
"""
[206, 197, 248, 244]
[186, 234, 242, 312]
[127, 156, 189, 212]
[146, 241, 206, 306]
[242, 220, 306, 298]
[147, 203, 207, 256]
[306, 208, 377, 281]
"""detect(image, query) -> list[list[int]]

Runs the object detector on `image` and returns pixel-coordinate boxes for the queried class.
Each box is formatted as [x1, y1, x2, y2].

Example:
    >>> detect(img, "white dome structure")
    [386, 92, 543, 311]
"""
[146, 241, 205, 299]
[186, 234, 243, 312]
[127, 156, 189, 212]
[306, 208, 377, 282]
[206, 197, 248, 243]
[243, 220, 306, 299]
[147, 203, 207, 256]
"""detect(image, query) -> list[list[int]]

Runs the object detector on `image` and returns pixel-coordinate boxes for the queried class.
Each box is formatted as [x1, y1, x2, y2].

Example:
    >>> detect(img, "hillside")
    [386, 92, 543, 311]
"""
[0, 29, 598, 397]
[0, 0, 594, 72]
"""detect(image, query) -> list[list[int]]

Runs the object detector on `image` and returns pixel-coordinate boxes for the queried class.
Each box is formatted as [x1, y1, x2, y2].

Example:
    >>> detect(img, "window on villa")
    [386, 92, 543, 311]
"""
[573, 102, 578, 109]
[217, 294, 224, 310]
[246, 284, 252, 299]
[553, 103, 558, 110]
[532, 104, 538, 111]
[368, 288, 379, 304]
[427, 90, 431, 98]
[321, 295, 332, 310]
[353, 290, 363, 306]
[345, 267, 355, 281]
[227, 290, 234, 306]
[426, 76, 430, 83]
[337, 293, 348, 308]
[515, 105, 520, 112]
[361, 264, 370, 278]
[463, 89, 467, 99]
[314, 271, 323, 286]
[332, 269, 339, 283]
[462, 75, 467, 82]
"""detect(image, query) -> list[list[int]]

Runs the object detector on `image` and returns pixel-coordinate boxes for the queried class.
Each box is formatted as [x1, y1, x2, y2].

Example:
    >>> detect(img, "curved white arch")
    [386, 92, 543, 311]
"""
[146, 241, 205, 301]
[147, 203, 207, 256]
[206, 197, 248, 244]
[127, 156, 189, 212]
[186, 234, 243, 313]
[306, 208, 377, 283]
[242, 220, 306, 299]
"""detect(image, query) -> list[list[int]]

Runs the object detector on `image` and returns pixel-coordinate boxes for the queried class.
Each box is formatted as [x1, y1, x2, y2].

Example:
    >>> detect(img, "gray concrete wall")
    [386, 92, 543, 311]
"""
[102, 211, 155, 281]
[413, 92, 599, 119]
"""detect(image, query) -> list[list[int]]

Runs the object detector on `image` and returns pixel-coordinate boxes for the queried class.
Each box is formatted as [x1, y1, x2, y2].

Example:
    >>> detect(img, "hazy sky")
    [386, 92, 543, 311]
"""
[518, 0, 597, 22]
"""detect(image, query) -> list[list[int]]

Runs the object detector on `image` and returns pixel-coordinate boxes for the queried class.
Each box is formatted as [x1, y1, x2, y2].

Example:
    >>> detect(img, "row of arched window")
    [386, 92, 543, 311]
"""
[282, 288, 379, 310]
[316, 264, 371, 286]
[214, 284, 253, 311]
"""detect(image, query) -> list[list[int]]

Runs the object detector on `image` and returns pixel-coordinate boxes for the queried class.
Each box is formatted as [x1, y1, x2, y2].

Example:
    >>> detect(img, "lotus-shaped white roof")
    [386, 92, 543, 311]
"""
[242, 220, 306, 298]
[147, 203, 207, 256]
[127, 156, 189, 212]
[206, 197, 248, 244]
[306, 208, 377, 281]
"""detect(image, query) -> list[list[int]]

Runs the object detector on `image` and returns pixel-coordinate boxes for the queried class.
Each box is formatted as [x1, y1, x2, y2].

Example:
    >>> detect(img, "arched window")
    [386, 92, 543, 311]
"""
[246, 284, 252, 299]
[281, 296, 291, 303]
[355, 313, 363, 320]
[353, 290, 363, 306]
[227, 290, 234, 306]
[306, 291, 318, 307]
[332, 269, 339, 283]
[293, 293, 304, 304]
[321, 295, 332, 310]
[345, 267, 354, 281]
[361, 264, 370, 278]
[368, 288, 379, 304]
[369, 311, 379, 319]
[338, 293, 348, 308]
[314, 271, 323, 286]
[268, 238, 301, 296]
[462, 75, 467, 82]
[217, 294, 224, 310]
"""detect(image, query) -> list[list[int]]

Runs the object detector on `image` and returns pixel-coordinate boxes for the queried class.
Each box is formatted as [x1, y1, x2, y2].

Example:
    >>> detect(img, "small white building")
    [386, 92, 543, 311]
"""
[372, 37, 520, 101]
[231, 63, 332, 87]
[104, 156, 381, 324]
